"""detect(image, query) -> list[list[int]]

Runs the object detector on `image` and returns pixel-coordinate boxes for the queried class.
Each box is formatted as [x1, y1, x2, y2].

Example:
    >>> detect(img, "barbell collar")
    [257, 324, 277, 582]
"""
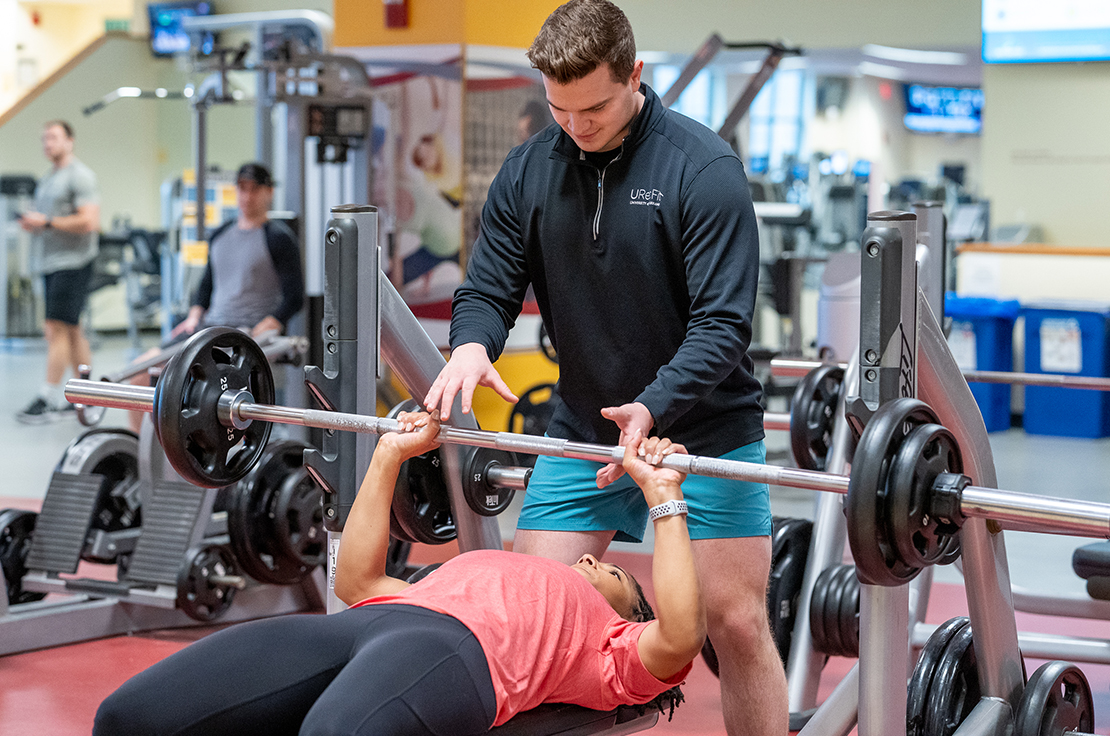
[61, 378, 1110, 540]
[218, 389, 255, 430]
[486, 464, 531, 492]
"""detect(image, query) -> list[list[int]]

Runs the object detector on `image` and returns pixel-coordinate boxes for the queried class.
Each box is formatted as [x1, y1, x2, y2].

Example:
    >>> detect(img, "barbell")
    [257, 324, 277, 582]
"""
[64, 327, 1110, 586]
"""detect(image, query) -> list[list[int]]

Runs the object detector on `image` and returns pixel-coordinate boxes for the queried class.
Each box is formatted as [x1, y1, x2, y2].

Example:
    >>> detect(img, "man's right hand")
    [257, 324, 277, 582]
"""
[424, 342, 518, 422]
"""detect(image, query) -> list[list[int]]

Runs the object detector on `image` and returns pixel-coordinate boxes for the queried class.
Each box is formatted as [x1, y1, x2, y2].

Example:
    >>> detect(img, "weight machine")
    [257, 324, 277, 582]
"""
[67, 202, 1110, 735]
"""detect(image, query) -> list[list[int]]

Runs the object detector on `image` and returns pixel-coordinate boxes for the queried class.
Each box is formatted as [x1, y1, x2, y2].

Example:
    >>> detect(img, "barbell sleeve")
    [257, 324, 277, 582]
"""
[771, 357, 1110, 392]
[63, 378, 1110, 539]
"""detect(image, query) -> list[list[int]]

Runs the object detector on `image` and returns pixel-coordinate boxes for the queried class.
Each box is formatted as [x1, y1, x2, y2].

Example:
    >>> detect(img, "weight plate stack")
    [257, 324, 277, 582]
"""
[808, 563, 860, 658]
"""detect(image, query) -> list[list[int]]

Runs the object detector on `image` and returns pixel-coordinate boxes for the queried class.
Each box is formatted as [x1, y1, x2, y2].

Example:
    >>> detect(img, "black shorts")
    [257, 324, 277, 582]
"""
[43, 263, 93, 326]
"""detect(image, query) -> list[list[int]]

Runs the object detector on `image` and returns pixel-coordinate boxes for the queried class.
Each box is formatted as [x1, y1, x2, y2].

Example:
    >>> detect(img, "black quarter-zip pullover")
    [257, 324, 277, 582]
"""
[450, 83, 764, 457]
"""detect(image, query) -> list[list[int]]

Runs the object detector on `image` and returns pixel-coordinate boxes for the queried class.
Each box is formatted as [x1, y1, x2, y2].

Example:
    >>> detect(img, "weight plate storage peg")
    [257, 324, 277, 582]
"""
[789, 364, 845, 471]
[847, 398, 955, 586]
[0, 509, 47, 606]
[153, 327, 275, 488]
[1014, 661, 1094, 736]
[176, 543, 242, 622]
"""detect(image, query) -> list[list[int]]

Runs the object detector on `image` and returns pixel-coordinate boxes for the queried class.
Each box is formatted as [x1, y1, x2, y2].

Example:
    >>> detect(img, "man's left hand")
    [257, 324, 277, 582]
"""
[596, 402, 654, 488]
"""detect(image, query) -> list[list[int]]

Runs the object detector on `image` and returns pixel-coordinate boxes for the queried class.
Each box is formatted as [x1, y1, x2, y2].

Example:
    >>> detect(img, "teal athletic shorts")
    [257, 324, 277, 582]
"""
[517, 440, 772, 543]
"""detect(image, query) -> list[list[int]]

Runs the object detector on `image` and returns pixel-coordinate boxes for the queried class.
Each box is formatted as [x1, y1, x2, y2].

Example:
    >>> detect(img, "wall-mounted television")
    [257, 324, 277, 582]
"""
[903, 84, 984, 135]
[149, 1, 215, 57]
[983, 0, 1110, 63]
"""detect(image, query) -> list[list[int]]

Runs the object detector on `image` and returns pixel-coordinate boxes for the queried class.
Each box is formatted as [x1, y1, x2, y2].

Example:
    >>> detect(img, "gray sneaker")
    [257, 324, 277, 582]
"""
[16, 397, 66, 424]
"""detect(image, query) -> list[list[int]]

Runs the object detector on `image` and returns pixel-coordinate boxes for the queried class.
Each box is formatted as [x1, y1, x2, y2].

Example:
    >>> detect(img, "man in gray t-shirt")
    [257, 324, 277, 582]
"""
[16, 120, 100, 424]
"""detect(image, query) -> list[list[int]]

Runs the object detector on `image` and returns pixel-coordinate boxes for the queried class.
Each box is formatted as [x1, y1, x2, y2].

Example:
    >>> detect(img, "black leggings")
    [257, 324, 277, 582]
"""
[93, 605, 497, 736]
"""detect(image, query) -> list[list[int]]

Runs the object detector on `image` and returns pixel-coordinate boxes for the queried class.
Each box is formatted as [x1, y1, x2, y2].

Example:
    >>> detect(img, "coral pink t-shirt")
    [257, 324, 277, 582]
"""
[354, 550, 691, 726]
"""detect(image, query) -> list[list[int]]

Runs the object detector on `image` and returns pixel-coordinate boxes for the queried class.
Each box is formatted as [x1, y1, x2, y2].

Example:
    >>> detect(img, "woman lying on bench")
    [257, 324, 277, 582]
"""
[94, 410, 705, 736]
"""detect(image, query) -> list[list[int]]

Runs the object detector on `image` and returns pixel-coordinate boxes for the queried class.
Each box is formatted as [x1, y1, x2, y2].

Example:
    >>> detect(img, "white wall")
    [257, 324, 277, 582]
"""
[624, 0, 981, 53]
[981, 62, 1110, 246]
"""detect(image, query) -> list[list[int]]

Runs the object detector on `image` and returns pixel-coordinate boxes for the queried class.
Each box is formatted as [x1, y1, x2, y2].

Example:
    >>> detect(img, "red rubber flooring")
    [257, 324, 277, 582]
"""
[3, 499, 1110, 736]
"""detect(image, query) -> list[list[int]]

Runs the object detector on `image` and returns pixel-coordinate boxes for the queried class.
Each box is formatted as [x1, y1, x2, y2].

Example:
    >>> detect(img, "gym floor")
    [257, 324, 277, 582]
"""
[2, 335, 1110, 735]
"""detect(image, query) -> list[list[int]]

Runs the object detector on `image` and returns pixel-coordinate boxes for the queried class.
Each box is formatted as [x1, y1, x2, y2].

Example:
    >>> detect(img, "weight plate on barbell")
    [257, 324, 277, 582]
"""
[0, 508, 46, 606]
[176, 543, 239, 622]
[1014, 660, 1094, 736]
[539, 322, 558, 364]
[888, 423, 963, 571]
[847, 398, 940, 586]
[228, 440, 321, 585]
[462, 446, 519, 517]
[392, 448, 457, 545]
[384, 400, 457, 545]
[790, 364, 845, 471]
[154, 327, 274, 488]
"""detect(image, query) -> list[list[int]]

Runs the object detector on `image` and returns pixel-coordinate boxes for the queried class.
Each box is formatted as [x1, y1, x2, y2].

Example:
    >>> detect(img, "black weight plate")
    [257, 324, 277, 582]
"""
[1015, 661, 1094, 736]
[700, 637, 720, 678]
[405, 562, 442, 584]
[767, 518, 812, 664]
[888, 424, 963, 571]
[923, 620, 979, 736]
[271, 466, 326, 576]
[821, 563, 854, 658]
[907, 616, 970, 736]
[847, 397, 940, 586]
[176, 544, 238, 622]
[702, 517, 812, 678]
[462, 446, 518, 517]
[790, 364, 845, 471]
[154, 327, 274, 488]
[0, 509, 46, 606]
[835, 565, 860, 658]
[392, 448, 456, 545]
[507, 383, 562, 442]
[57, 429, 142, 536]
[538, 322, 558, 364]
[386, 537, 412, 579]
[228, 440, 315, 585]
[808, 564, 836, 657]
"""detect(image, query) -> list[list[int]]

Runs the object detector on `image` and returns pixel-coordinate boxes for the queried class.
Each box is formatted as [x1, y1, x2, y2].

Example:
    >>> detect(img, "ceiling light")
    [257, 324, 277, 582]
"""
[862, 44, 967, 66]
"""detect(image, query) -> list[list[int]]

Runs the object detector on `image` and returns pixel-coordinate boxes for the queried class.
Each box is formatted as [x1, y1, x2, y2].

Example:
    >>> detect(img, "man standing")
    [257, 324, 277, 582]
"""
[425, 1, 786, 733]
[17, 120, 99, 423]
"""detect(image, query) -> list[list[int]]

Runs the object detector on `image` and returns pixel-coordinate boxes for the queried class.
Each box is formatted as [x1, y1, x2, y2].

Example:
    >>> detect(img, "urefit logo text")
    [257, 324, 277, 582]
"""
[630, 188, 664, 206]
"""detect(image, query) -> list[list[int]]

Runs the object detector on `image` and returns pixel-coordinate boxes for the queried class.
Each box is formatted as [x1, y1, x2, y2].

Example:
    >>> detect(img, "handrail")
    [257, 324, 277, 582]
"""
[957, 243, 1110, 257]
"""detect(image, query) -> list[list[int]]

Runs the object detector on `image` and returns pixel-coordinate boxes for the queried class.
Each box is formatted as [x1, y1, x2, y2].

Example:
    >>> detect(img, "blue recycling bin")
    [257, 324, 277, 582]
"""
[1022, 301, 1110, 438]
[945, 294, 1020, 432]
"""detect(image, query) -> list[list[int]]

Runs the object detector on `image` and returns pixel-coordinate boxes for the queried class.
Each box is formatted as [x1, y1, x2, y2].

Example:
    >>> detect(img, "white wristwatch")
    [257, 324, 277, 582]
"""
[648, 499, 688, 522]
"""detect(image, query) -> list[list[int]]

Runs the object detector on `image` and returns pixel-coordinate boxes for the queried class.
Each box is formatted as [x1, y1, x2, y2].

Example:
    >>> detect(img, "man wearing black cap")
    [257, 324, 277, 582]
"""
[125, 163, 303, 431]
[171, 162, 303, 339]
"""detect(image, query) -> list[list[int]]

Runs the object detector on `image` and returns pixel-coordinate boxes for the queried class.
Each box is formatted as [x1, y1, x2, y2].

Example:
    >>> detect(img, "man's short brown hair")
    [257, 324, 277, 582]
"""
[44, 120, 74, 139]
[526, 0, 637, 85]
